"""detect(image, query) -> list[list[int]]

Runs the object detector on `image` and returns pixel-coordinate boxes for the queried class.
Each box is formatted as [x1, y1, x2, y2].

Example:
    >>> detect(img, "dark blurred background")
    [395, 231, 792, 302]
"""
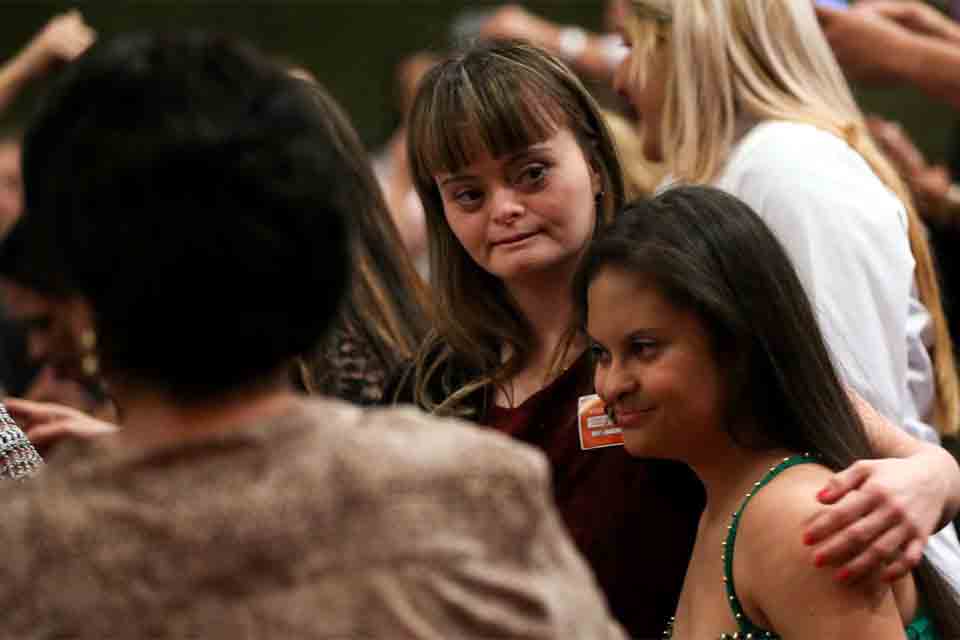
[0, 1, 954, 159]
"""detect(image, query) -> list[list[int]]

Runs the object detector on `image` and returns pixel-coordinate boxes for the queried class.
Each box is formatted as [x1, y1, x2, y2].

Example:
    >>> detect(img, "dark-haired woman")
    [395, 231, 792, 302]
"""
[581, 185, 959, 638]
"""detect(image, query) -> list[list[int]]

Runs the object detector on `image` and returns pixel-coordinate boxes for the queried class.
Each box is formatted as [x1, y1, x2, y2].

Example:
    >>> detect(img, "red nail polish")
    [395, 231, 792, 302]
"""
[803, 532, 816, 546]
[817, 489, 831, 501]
[814, 554, 825, 567]
[835, 568, 851, 582]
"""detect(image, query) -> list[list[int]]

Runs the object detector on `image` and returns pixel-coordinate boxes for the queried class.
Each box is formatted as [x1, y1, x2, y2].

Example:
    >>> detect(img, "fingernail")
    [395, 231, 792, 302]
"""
[835, 568, 851, 582]
[814, 553, 825, 568]
[803, 532, 817, 546]
[816, 489, 831, 501]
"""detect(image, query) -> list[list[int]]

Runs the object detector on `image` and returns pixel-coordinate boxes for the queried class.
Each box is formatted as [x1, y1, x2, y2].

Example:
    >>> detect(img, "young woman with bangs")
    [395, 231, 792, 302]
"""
[391, 38, 960, 636]
[614, 0, 960, 592]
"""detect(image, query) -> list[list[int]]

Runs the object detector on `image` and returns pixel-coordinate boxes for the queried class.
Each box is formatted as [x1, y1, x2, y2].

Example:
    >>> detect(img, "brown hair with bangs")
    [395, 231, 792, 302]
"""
[403, 39, 625, 417]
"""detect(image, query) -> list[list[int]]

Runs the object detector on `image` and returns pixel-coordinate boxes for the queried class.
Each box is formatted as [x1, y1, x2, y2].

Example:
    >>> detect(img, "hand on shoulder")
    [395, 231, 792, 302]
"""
[735, 462, 909, 638]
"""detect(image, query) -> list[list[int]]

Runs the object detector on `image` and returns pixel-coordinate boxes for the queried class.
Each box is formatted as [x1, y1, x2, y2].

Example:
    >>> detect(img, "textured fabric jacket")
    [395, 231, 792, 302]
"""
[0, 398, 626, 639]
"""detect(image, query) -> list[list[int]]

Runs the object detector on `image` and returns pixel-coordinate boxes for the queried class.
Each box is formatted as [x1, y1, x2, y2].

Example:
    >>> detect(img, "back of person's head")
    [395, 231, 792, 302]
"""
[626, 0, 852, 181]
[625, 0, 960, 437]
[19, 31, 350, 403]
[405, 39, 625, 416]
[576, 184, 960, 635]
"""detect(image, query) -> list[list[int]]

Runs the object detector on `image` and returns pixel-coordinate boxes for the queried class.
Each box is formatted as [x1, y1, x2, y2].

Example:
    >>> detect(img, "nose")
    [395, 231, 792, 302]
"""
[490, 185, 524, 225]
[595, 357, 637, 409]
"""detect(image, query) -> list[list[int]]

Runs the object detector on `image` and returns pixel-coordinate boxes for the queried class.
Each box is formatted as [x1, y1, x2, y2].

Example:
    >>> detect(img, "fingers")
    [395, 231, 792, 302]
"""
[881, 538, 925, 583]
[5, 397, 81, 427]
[806, 481, 880, 547]
[869, 120, 926, 171]
[814, 459, 871, 505]
[23, 422, 73, 446]
[823, 509, 912, 582]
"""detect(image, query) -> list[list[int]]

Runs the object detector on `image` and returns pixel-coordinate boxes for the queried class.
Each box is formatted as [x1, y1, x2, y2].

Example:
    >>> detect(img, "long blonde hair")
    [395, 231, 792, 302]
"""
[404, 40, 625, 417]
[627, 0, 960, 435]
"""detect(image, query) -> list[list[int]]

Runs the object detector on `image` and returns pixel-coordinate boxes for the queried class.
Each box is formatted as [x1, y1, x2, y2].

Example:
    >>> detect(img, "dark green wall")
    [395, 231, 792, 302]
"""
[0, 1, 606, 148]
[0, 1, 954, 161]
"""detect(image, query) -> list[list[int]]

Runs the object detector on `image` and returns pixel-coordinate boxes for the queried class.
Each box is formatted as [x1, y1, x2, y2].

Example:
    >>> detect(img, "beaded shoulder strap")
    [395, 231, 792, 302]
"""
[721, 454, 819, 639]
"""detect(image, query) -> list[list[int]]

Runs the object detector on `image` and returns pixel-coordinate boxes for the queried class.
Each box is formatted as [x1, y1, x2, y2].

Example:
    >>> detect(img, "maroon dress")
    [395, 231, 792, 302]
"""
[387, 350, 704, 638]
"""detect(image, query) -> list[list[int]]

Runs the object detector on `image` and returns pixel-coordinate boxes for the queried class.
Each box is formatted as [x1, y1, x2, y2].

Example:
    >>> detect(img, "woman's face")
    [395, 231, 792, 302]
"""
[612, 21, 668, 163]
[586, 266, 726, 460]
[434, 127, 601, 288]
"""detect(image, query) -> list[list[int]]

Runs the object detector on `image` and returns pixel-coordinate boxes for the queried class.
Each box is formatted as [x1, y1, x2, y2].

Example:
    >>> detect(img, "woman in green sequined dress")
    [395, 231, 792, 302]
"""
[578, 186, 960, 639]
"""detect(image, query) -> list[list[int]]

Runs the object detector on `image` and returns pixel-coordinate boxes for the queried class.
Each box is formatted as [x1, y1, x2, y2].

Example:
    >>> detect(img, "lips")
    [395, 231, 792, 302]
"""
[491, 230, 539, 247]
[613, 407, 655, 426]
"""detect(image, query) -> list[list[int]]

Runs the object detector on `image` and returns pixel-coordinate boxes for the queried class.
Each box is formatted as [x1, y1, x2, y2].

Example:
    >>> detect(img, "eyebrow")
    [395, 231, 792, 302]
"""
[438, 144, 551, 188]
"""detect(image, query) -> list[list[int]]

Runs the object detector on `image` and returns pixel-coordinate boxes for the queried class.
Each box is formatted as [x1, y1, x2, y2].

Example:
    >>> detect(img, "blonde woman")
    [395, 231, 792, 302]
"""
[615, 0, 960, 590]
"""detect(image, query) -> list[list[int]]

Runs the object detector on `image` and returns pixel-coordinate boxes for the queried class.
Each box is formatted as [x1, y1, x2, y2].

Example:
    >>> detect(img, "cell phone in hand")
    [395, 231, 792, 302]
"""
[814, 0, 850, 9]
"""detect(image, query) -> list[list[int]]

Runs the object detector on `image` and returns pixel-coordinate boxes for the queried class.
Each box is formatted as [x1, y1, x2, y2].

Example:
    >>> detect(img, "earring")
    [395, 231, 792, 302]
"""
[595, 189, 606, 203]
[79, 328, 99, 378]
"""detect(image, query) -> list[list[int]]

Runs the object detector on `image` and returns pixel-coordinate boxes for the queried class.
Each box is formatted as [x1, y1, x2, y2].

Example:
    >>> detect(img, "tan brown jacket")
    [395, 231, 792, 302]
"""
[0, 398, 625, 639]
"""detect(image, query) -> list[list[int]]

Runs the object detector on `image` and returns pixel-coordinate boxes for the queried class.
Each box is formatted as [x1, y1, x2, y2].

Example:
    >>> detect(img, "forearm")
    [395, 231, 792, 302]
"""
[0, 45, 45, 114]
[866, 406, 960, 528]
[891, 33, 960, 111]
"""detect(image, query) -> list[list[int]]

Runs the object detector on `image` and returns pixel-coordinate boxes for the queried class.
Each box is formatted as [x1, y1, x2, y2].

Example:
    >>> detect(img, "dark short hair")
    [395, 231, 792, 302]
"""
[17, 31, 350, 401]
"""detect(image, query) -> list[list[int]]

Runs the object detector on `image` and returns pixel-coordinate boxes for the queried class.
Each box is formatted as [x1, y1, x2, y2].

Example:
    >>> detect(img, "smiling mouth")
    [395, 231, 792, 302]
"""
[613, 408, 654, 425]
[492, 231, 539, 247]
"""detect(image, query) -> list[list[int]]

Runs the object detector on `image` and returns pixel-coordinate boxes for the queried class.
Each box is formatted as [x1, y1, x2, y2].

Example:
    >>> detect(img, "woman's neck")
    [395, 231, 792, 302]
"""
[508, 272, 584, 365]
[108, 372, 300, 452]
[495, 272, 586, 406]
[691, 439, 795, 524]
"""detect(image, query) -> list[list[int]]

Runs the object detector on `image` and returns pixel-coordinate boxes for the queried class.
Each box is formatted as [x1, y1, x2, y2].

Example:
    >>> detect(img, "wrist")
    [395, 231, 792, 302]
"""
[929, 445, 960, 527]
[13, 41, 50, 80]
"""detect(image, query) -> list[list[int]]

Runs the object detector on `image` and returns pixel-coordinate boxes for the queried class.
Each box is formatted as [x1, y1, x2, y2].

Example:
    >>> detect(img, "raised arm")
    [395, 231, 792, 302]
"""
[818, 3, 960, 110]
[0, 10, 95, 114]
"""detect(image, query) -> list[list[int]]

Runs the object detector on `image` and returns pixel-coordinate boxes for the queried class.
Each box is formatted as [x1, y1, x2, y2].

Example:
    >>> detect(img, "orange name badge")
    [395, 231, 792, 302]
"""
[577, 394, 624, 450]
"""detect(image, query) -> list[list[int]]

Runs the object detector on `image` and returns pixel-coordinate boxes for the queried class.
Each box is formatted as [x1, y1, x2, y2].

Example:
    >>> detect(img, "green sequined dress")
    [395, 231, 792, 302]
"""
[664, 455, 940, 640]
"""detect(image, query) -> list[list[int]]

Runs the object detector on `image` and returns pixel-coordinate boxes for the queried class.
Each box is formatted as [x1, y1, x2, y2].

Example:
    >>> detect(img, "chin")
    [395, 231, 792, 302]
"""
[622, 432, 676, 461]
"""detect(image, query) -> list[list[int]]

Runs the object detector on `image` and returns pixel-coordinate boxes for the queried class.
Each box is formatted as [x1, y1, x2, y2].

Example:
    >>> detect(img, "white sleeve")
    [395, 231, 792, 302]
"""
[726, 166, 914, 424]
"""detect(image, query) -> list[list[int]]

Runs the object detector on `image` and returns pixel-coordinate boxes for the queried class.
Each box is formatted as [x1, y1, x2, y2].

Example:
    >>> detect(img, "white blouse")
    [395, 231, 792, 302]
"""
[714, 119, 959, 589]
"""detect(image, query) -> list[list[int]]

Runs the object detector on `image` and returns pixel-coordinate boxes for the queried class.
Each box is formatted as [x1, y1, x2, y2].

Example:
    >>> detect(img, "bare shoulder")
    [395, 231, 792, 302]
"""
[738, 461, 833, 547]
[735, 461, 905, 637]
